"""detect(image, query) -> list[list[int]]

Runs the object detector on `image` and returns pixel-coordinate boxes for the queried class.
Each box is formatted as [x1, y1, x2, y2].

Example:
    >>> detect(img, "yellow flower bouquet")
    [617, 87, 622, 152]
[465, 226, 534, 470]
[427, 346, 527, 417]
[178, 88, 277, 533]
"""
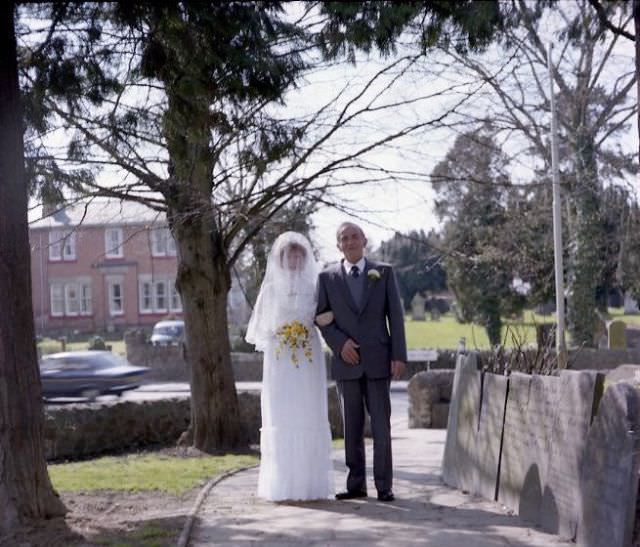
[275, 320, 313, 367]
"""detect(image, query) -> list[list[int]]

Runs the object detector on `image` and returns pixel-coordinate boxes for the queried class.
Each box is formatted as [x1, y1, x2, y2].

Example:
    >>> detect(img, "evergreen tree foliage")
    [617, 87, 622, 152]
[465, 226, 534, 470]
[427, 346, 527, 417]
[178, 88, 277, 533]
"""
[375, 230, 447, 306]
[431, 126, 525, 346]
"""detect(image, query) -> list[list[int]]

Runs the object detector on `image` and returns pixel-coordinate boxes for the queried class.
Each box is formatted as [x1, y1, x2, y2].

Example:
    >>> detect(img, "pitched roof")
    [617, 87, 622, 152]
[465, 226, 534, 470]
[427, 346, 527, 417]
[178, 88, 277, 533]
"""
[29, 199, 167, 230]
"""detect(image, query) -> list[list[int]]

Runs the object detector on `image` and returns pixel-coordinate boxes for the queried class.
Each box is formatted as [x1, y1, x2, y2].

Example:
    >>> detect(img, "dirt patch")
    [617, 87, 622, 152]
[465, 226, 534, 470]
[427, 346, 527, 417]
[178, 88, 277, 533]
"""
[2, 446, 219, 547]
[1, 489, 197, 546]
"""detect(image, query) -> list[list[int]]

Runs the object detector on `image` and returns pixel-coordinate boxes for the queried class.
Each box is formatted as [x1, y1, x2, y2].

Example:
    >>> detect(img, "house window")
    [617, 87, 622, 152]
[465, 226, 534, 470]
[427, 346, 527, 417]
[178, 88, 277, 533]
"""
[108, 281, 124, 316]
[139, 280, 153, 313]
[151, 228, 177, 257]
[49, 230, 76, 261]
[50, 281, 92, 317]
[80, 285, 92, 315]
[64, 285, 80, 316]
[105, 227, 124, 258]
[50, 285, 64, 316]
[170, 283, 182, 312]
[138, 275, 180, 314]
[154, 280, 167, 312]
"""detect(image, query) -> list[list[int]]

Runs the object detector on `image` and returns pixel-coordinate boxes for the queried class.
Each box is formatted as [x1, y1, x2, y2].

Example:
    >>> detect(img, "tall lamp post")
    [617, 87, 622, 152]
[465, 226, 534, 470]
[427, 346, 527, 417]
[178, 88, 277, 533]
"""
[547, 44, 568, 368]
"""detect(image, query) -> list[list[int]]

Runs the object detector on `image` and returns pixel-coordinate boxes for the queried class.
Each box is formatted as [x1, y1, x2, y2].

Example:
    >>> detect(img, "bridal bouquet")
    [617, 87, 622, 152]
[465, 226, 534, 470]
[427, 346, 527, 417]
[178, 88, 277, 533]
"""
[275, 320, 313, 367]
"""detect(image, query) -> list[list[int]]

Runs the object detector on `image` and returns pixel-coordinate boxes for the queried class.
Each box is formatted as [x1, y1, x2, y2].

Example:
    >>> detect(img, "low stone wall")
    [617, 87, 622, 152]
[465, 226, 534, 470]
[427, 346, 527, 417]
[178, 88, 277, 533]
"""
[44, 385, 345, 461]
[442, 352, 640, 547]
[407, 370, 454, 428]
[125, 329, 265, 382]
[126, 324, 640, 384]
[126, 331, 457, 383]
[567, 347, 640, 370]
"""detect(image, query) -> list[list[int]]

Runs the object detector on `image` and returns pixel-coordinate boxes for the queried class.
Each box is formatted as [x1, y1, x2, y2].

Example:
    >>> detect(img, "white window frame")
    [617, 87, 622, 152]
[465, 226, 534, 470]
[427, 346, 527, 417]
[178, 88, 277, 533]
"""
[154, 280, 168, 313]
[64, 284, 80, 316]
[50, 284, 64, 316]
[138, 275, 180, 314]
[48, 231, 62, 262]
[80, 284, 92, 315]
[105, 227, 124, 258]
[50, 280, 92, 317]
[151, 228, 177, 257]
[139, 279, 153, 314]
[108, 280, 124, 316]
[169, 283, 182, 312]
[48, 230, 76, 261]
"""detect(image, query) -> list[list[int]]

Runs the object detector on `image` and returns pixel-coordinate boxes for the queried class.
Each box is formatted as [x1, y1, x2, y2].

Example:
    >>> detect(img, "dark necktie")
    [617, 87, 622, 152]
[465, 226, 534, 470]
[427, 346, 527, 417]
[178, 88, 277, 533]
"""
[350, 265, 360, 278]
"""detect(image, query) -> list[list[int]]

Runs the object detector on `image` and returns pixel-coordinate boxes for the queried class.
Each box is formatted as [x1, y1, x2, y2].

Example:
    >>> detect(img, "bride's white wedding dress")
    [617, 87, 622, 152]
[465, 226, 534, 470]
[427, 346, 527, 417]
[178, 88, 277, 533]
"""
[258, 323, 333, 501]
[246, 232, 334, 501]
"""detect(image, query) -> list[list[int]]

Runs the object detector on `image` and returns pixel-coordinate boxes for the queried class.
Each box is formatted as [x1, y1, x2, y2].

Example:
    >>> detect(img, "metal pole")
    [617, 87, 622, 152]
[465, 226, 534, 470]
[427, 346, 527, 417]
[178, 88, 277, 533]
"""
[547, 44, 568, 368]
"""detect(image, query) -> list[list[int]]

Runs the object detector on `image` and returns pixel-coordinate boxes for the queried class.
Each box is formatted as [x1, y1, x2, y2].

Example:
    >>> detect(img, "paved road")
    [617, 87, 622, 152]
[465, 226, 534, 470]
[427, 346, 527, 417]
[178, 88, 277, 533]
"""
[45, 380, 410, 405]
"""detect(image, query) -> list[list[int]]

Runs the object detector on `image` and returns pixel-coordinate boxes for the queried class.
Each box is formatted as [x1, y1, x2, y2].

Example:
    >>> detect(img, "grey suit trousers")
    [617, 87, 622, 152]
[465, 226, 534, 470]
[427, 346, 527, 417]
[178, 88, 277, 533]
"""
[338, 374, 392, 494]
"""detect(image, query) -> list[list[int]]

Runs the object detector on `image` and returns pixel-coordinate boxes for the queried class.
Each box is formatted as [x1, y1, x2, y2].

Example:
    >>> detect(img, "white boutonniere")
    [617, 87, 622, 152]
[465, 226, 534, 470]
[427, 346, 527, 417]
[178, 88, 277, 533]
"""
[367, 268, 382, 281]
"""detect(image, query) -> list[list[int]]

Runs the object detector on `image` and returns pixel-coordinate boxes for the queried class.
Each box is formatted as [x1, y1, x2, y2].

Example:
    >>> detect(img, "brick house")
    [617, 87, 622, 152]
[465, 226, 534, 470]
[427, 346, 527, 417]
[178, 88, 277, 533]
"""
[29, 200, 185, 335]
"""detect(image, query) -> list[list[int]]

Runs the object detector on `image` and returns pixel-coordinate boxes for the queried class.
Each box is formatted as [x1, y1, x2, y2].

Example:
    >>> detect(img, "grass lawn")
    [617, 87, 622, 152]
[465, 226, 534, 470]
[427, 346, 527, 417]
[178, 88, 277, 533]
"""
[405, 310, 553, 350]
[405, 308, 640, 350]
[49, 452, 258, 495]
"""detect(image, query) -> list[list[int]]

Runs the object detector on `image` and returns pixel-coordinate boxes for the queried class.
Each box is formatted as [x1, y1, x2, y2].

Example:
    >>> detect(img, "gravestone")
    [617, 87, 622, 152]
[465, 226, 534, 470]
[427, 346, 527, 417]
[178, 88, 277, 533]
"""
[606, 364, 640, 387]
[627, 327, 640, 350]
[577, 382, 640, 547]
[442, 352, 480, 491]
[474, 373, 508, 500]
[539, 370, 604, 539]
[608, 319, 627, 349]
[499, 374, 565, 523]
[410, 292, 426, 321]
[498, 373, 533, 512]
[624, 292, 639, 314]
[407, 369, 454, 428]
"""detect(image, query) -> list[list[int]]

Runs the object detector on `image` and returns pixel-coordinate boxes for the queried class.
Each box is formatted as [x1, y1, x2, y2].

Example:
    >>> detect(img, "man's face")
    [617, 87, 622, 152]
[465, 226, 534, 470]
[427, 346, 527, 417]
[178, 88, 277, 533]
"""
[337, 224, 366, 263]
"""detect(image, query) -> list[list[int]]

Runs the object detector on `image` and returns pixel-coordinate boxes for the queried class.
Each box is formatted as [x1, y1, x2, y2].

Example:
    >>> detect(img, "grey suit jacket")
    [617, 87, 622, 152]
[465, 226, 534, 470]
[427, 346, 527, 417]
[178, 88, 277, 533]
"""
[317, 258, 407, 380]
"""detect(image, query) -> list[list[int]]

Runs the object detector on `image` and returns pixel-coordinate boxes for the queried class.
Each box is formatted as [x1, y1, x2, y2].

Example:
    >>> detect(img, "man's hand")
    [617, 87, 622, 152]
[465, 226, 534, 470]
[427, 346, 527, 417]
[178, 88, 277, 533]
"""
[340, 339, 360, 365]
[391, 360, 405, 380]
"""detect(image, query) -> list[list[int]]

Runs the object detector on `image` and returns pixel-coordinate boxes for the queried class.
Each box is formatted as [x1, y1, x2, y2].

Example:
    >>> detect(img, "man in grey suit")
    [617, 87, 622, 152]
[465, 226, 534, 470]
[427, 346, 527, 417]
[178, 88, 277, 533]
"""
[317, 222, 406, 502]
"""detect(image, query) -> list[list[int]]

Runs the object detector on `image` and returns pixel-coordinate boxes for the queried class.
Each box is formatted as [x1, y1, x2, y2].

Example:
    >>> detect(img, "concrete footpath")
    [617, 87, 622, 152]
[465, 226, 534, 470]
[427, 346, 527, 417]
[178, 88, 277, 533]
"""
[187, 386, 569, 546]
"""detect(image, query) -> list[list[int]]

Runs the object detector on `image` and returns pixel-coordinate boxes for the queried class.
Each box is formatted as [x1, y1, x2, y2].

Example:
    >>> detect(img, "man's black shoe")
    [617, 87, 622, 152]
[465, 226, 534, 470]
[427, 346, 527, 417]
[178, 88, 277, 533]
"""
[377, 491, 395, 502]
[335, 490, 367, 500]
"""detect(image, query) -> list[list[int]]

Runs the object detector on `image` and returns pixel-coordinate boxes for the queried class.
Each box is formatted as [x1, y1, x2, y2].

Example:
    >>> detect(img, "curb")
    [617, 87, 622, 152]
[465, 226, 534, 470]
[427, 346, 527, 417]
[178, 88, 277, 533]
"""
[176, 464, 259, 547]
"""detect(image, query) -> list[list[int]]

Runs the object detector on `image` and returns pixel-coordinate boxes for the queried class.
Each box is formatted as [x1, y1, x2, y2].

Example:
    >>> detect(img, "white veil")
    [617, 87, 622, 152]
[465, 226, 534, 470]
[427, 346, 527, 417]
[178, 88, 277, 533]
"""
[245, 231, 319, 352]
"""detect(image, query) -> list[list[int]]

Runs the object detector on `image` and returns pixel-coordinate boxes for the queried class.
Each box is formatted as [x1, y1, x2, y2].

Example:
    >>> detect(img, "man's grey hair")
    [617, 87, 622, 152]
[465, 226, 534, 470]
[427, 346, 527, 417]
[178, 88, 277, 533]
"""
[336, 221, 366, 242]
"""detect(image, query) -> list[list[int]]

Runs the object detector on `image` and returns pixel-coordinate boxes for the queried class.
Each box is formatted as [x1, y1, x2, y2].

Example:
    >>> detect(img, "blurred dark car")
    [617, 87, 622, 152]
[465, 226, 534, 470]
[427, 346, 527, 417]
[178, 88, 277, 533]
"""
[39, 350, 149, 401]
[150, 319, 185, 346]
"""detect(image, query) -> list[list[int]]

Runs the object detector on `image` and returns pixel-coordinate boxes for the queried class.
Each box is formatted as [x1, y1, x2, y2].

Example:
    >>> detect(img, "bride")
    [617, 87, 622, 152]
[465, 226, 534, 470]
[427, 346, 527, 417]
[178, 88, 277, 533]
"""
[246, 231, 334, 501]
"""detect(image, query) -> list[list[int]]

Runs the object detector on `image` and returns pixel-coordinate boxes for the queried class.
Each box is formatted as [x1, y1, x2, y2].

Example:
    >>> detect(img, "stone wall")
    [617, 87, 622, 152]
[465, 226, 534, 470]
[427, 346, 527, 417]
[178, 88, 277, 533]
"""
[126, 329, 460, 382]
[125, 329, 265, 382]
[407, 370, 454, 428]
[44, 385, 344, 461]
[442, 352, 640, 546]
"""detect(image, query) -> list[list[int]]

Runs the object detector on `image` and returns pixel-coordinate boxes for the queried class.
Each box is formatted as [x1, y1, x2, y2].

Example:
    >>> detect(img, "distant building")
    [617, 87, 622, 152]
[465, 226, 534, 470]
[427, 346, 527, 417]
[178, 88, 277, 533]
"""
[29, 200, 251, 335]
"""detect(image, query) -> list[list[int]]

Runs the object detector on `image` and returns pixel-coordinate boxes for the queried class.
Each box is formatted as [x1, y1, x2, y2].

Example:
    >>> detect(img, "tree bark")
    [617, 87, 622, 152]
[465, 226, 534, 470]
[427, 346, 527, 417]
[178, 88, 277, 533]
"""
[635, 0, 640, 163]
[162, 83, 247, 451]
[0, 1, 66, 532]
[172, 212, 248, 451]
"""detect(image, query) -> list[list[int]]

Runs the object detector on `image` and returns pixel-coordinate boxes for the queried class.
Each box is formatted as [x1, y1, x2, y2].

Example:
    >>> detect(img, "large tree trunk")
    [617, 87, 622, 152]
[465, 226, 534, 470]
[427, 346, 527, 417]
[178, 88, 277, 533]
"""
[0, 1, 66, 533]
[635, 0, 640, 164]
[155, 12, 249, 452]
[173, 211, 248, 451]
